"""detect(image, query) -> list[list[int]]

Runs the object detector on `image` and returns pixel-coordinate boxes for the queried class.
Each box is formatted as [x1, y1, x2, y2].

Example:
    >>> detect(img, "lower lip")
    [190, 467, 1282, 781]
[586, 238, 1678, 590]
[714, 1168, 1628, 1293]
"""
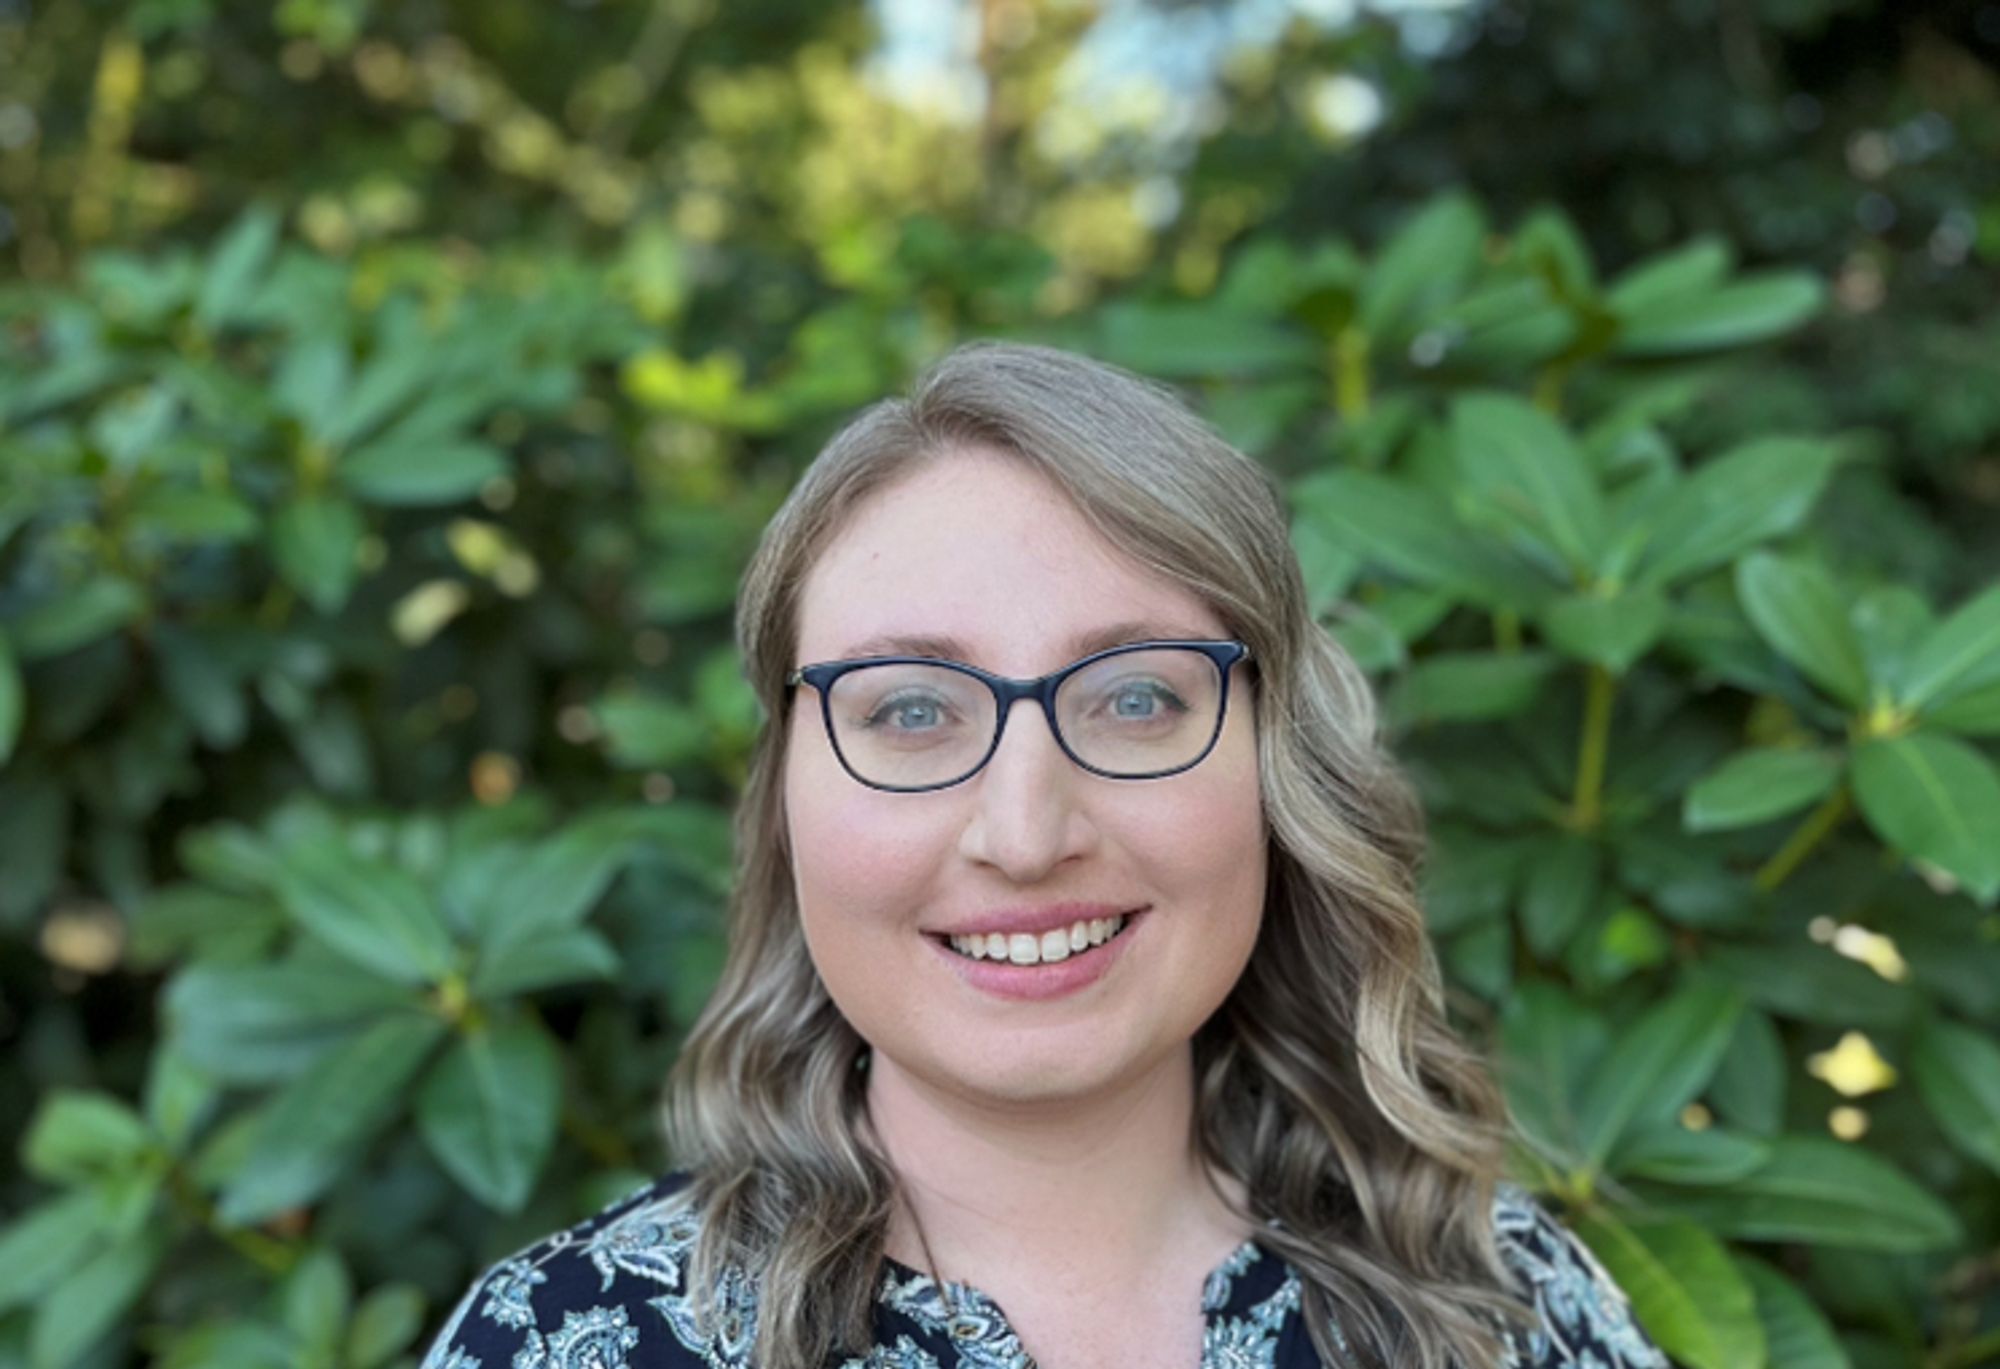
[926, 910, 1149, 1002]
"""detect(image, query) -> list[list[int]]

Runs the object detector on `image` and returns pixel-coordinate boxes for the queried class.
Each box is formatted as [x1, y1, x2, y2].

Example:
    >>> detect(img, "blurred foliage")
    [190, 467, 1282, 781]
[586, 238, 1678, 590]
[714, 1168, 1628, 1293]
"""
[2, 1, 1998, 1367]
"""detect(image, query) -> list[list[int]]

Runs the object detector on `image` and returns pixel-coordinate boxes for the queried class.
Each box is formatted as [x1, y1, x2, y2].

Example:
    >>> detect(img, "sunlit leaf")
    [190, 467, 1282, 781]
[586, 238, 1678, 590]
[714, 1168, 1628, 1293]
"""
[1570, 1209, 1763, 1369]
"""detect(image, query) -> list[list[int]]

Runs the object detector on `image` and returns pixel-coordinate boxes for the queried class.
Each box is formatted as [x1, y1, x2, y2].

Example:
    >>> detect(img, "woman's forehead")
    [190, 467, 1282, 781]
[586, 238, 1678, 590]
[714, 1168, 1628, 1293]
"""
[816, 616, 1225, 671]
[794, 464, 1219, 662]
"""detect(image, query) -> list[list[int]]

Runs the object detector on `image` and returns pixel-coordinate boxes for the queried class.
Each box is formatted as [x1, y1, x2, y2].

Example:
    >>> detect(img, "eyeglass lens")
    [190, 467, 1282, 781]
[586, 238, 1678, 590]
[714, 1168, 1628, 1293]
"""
[824, 647, 1226, 789]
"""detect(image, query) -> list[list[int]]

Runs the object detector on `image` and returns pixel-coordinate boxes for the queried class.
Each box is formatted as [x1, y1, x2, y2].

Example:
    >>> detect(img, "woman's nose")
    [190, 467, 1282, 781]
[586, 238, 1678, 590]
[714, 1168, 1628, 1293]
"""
[957, 698, 1093, 873]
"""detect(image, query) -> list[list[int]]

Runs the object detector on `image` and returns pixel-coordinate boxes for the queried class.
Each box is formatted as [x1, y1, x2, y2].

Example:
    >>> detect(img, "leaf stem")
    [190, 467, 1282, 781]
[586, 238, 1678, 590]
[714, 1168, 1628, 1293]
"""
[165, 1164, 297, 1275]
[561, 1104, 637, 1170]
[1333, 326, 1371, 421]
[1569, 664, 1615, 830]
[1533, 362, 1568, 414]
[1752, 785, 1850, 891]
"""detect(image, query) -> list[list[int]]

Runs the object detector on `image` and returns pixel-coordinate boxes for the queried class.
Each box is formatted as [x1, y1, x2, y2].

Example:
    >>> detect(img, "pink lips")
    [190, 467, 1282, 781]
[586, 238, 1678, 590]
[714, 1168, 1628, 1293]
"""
[927, 901, 1142, 939]
[927, 909, 1146, 1002]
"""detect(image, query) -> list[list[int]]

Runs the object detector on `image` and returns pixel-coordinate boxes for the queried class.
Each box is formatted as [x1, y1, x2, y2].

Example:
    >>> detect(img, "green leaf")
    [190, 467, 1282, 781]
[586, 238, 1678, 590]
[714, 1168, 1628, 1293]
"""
[1659, 1136, 1959, 1251]
[1519, 834, 1601, 959]
[1498, 982, 1607, 1163]
[1735, 1256, 1851, 1369]
[1901, 582, 2000, 711]
[217, 1013, 445, 1226]
[1449, 392, 1606, 573]
[1736, 553, 1872, 708]
[0, 1190, 104, 1313]
[128, 486, 260, 544]
[270, 494, 364, 614]
[194, 204, 282, 329]
[1419, 827, 1524, 935]
[471, 925, 622, 999]
[1683, 747, 1843, 832]
[1851, 585, 1935, 701]
[1574, 983, 1743, 1167]
[1927, 678, 2000, 735]
[1514, 203, 1595, 295]
[1909, 1017, 2000, 1177]
[1387, 650, 1561, 726]
[1291, 470, 1554, 612]
[154, 622, 248, 748]
[1710, 1009, 1787, 1136]
[0, 632, 20, 765]
[1447, 287, 1576, 369]
[1292, 513, 1362, 619]
[23, 1090, 153, 1185]
[1850, 731, 2000, 904]
[1609, 1122, 1771, 1184]
[345, 1283, 426, 1369]
[9, 577, 146, 660]
[274, 838, 457, 985]
[29, 1227, 167, 1369]
[1616, 272, 1824, 356]
[462, 809, 645, 950]
[595, 692, 710, 768]
[415, 1019, 561, 1212]
[274, 335, 351, 441]
[337, 439, 509, 506]
[0, 770, 69, 931]
[1708, 945, 1913, 1030]
[1569, 1210, 1763, 1369]
[1539, 586, 1668, 673]
[91, 384, 179, 472]
[151, 1321, 296, 1368]
[1359, 193, 1486, 338]
[141, 1045, 218, 1157]
[164, 958, 416, 1082]
[1096, 303, 1317, 378]
[281, 1247, 351, 1353]
[1633, 437, 1844, 589]
[1444, 918, 1511, 1003]
[1606, 239, 1733, 314]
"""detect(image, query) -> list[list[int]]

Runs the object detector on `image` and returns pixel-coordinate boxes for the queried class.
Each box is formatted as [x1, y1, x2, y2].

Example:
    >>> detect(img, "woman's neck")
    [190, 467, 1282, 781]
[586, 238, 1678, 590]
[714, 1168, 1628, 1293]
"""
[862, 1043, 1251, 1296]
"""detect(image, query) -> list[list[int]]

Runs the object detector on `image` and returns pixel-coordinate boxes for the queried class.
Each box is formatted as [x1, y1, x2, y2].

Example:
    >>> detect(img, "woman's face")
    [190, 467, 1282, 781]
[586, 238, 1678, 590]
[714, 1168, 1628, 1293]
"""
[783, 446, 1266, 1109]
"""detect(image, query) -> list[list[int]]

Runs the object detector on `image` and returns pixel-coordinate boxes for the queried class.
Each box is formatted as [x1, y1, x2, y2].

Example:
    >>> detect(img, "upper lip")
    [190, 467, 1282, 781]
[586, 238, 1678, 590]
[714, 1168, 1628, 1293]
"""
[927, 902, 1148, 939]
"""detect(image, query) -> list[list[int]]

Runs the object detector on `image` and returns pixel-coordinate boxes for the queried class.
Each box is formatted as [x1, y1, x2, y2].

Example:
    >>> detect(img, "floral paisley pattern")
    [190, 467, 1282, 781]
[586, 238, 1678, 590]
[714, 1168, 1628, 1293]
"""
[421, 1173, 1668, 1368]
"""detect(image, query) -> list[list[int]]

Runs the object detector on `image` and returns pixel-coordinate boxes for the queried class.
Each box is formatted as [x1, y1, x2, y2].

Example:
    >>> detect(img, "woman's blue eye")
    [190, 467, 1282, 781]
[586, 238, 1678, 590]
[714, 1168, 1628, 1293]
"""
[865, 695, 950, 730]
[1108, 684, 1184, 719]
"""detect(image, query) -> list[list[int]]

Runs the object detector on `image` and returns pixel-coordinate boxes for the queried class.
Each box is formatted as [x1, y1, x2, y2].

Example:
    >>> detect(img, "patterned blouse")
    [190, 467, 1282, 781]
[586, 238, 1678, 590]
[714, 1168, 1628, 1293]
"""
[419, 1171, 1669, 1369]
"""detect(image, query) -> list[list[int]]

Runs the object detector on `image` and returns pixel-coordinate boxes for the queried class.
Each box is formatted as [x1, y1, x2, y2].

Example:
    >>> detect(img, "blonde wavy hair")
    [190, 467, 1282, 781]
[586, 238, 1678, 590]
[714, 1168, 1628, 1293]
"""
[663, 340, 1539, 1368]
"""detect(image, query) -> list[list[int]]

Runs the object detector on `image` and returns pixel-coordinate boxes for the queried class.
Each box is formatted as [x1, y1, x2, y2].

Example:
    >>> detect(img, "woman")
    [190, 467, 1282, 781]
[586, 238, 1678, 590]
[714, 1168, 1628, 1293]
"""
[421, 342, 1667, 1369]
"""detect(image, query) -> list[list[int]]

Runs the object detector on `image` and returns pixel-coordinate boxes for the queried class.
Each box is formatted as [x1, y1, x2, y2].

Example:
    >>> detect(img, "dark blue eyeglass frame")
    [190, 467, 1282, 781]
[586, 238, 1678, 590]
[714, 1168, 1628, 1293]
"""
[784, 639, 1254, 793]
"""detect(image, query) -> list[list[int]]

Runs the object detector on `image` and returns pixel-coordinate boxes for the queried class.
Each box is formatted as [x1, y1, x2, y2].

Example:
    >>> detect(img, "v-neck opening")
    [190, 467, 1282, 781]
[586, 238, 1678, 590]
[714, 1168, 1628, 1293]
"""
[877, 1233, 1271, 1322]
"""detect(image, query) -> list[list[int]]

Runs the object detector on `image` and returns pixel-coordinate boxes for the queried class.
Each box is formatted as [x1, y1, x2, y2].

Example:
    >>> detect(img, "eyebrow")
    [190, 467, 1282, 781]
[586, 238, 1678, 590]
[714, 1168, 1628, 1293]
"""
[833, 618, 1219, 665]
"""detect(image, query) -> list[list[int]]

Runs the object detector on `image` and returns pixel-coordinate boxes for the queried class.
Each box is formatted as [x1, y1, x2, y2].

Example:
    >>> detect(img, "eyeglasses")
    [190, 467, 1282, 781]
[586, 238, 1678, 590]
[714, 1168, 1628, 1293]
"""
[785, 640, 1252, 793]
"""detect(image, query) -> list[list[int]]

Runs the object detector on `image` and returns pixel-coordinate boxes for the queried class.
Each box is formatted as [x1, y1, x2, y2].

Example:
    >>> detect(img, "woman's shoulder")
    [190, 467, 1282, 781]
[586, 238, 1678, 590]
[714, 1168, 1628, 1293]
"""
[419, 1168, 744, 1369]
[1488, 1182, 1670, 1369]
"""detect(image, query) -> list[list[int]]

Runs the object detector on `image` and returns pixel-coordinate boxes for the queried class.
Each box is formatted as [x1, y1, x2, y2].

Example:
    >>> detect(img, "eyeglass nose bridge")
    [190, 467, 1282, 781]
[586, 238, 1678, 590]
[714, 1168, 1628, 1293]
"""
[970, 665, 1082, 778]
[786, 639, 1252, 794]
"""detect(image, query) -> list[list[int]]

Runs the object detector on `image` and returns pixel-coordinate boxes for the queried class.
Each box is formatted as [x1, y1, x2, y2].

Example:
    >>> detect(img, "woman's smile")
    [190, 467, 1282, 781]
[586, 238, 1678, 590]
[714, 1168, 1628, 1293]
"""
[924, 907, 1150, 1002]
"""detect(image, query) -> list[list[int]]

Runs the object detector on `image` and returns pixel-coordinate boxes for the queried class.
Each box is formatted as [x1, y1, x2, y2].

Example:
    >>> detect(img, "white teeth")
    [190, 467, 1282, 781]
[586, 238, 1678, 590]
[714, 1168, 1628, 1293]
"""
[947, 914, 1128, 964]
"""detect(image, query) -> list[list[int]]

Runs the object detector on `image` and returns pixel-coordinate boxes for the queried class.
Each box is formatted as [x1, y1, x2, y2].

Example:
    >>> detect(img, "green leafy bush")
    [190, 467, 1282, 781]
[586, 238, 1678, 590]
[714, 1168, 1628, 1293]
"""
[2, 194, 1996, 1369]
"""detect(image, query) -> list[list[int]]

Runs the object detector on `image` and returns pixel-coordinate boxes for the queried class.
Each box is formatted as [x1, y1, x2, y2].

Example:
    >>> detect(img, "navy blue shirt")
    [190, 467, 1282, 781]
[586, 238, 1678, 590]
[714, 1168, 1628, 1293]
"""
[420, 1171, 1669, 1368]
